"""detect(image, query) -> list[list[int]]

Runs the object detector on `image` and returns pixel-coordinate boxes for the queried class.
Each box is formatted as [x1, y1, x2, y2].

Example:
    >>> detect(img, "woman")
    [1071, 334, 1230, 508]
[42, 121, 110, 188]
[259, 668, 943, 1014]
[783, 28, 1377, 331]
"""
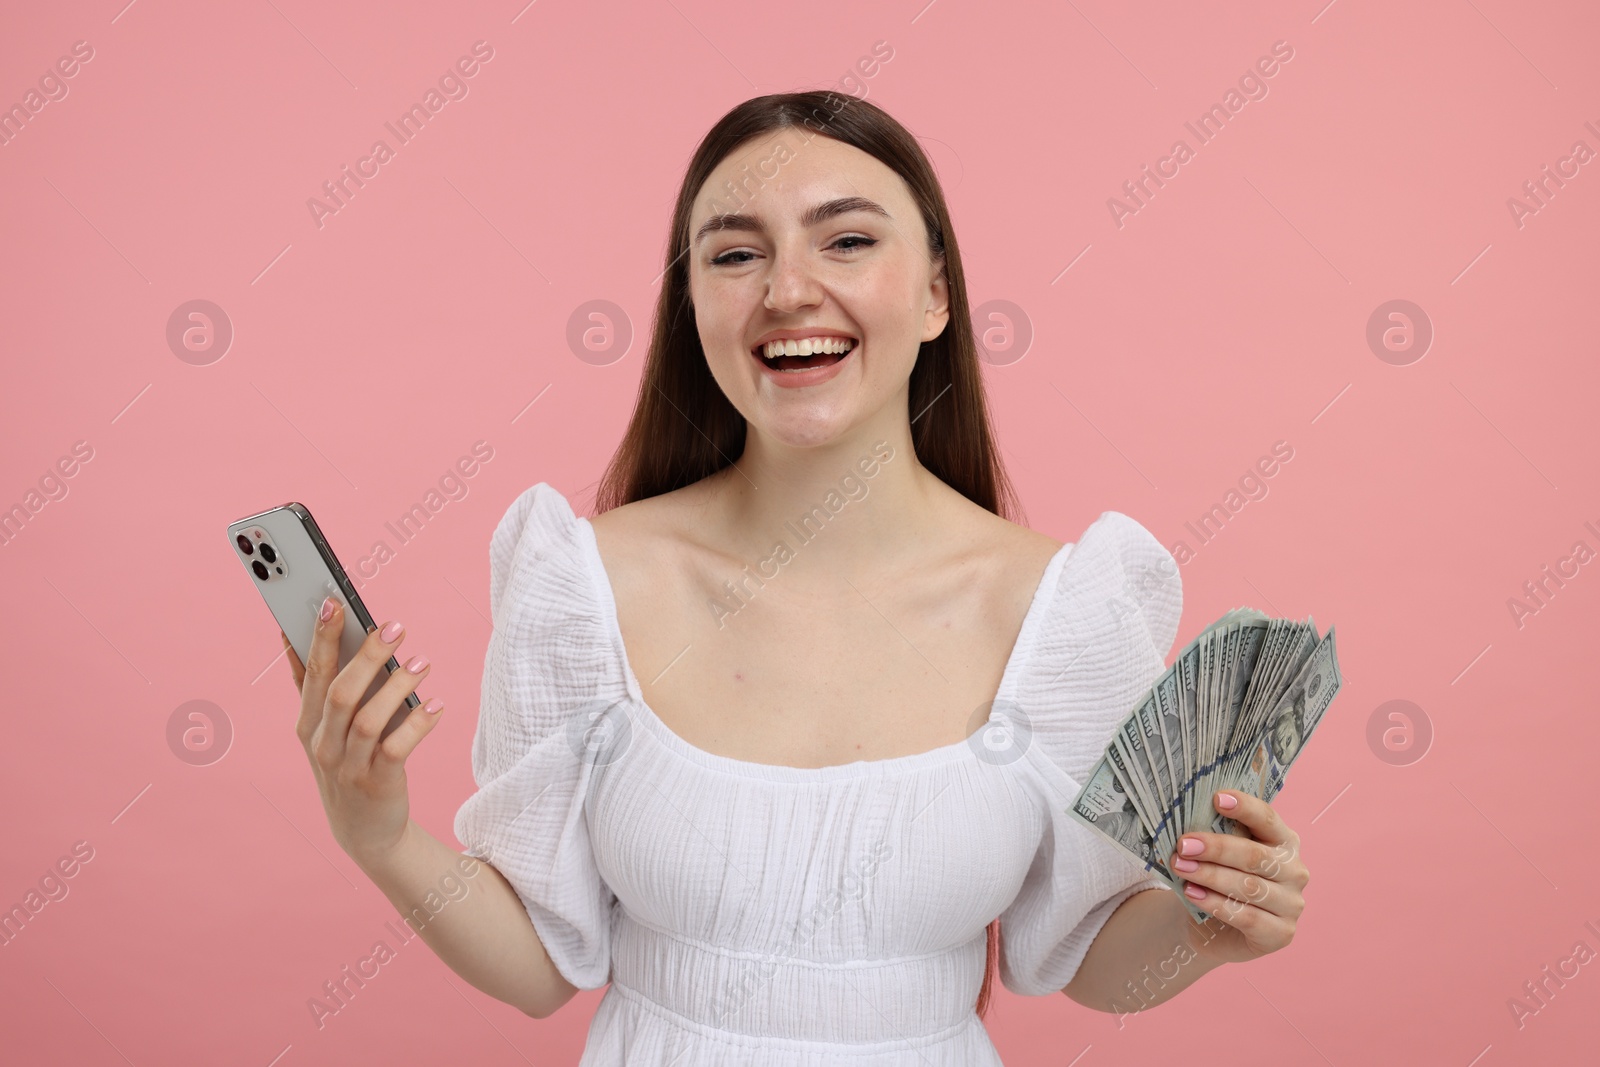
[280, 91, 1311, 1063]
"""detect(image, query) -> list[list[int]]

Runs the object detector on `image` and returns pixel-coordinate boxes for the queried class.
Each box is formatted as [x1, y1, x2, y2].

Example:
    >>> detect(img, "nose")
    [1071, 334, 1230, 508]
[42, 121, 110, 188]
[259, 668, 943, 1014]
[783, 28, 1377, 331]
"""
[762, 245, 825, 314]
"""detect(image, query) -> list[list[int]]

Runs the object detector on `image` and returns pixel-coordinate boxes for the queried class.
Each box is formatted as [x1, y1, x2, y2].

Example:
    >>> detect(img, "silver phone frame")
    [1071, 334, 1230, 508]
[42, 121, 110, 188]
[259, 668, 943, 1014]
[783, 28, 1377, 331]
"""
[227, 501, 421, 741]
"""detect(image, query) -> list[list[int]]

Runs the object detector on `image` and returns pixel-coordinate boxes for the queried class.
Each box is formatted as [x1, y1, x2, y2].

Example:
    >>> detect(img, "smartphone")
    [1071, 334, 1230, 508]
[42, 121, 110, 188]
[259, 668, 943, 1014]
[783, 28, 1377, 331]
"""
[227, 503, 419, 742]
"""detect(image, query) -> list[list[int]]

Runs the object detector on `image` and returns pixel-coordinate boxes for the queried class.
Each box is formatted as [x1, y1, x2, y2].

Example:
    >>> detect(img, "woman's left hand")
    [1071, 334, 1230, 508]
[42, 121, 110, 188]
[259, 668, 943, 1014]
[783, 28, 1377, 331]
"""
[1171, 790, 1309, 964]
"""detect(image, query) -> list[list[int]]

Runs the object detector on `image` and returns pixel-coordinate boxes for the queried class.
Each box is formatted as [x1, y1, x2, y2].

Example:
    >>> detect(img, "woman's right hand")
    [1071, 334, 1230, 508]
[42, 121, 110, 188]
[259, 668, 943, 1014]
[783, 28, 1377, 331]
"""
[281, 597, 444, 868]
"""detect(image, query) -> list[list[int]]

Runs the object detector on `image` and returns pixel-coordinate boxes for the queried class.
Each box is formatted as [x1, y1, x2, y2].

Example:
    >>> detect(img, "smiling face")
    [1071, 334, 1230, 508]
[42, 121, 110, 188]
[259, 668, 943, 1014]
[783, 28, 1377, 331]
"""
[685, 130, 950, 451]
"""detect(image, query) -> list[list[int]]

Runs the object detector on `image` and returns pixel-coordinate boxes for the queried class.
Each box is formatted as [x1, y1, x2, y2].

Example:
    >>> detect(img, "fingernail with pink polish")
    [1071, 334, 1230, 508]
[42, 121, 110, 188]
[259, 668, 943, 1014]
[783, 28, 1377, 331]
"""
[379, 621, 403, 642]
[1216, 793, 1238, 810]
[405, 655, 429, 673]
[319, 597, 336, 622]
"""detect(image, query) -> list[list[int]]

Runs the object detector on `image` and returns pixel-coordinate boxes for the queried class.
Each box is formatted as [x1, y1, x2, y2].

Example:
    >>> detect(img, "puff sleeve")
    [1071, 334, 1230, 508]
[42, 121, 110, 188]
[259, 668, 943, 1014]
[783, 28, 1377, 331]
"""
[998, 510, 1184, 997]
[452, 482, 625, 991]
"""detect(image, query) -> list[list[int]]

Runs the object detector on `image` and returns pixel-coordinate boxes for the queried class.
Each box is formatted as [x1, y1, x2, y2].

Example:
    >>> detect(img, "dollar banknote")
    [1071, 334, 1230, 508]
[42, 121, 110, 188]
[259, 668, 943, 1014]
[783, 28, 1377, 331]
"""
[1070, 610, 1343, 923]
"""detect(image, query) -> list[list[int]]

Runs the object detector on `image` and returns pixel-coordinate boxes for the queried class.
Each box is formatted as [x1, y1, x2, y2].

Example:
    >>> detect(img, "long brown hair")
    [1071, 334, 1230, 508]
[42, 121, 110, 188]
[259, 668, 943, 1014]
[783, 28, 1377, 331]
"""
[593, 91, 1021, 1020]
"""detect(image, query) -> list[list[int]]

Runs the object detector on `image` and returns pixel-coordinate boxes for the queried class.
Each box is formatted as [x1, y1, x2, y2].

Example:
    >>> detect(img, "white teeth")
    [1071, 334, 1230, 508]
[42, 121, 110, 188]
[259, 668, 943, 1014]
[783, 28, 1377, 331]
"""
[758, 336, 856, 359]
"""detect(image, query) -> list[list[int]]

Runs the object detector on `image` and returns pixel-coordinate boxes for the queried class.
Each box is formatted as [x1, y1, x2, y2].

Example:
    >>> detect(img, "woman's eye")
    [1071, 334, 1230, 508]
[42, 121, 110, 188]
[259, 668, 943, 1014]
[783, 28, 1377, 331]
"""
[709, 236, 877, 267]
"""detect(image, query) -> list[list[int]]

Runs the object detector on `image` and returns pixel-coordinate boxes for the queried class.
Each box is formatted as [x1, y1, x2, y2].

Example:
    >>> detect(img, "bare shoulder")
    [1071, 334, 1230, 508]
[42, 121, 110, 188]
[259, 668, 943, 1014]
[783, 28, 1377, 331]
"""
[932, 476, 1062, 558]
[986, 511, 1065, 566]
[931, 485, 1066, 620]
[982, 518, 1065, 595]
[585, 482, 711, 600]
[586, 481, 710, 554]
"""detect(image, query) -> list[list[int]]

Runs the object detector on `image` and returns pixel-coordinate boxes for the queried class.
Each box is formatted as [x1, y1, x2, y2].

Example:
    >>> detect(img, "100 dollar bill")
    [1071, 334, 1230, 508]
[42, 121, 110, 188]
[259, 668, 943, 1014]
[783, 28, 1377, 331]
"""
[1069, 613, 1343, 926]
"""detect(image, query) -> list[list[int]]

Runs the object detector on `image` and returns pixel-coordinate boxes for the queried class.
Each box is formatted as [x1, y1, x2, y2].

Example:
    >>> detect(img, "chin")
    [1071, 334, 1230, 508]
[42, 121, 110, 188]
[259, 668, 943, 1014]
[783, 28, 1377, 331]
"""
[753, 422, 853, 450]
[741, 404, 865, 450]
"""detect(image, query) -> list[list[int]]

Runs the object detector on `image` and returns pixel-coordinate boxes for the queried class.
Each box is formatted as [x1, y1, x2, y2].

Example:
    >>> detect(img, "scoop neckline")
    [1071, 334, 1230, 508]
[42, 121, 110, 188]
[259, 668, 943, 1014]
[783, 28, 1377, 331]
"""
[574, 511, 1073, 783]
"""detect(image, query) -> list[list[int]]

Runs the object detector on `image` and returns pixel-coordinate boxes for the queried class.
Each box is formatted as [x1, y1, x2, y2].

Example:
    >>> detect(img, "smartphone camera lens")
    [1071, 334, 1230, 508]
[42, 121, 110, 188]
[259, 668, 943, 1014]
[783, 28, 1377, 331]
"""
[251, 560, 269, 580]
[236, 534, 254, 556]
[259, 543, 277, 564]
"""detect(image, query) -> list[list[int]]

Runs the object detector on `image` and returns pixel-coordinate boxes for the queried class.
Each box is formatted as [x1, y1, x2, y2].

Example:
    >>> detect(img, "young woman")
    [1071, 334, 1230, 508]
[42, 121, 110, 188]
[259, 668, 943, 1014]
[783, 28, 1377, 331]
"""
[281, 91, 1311, 1064]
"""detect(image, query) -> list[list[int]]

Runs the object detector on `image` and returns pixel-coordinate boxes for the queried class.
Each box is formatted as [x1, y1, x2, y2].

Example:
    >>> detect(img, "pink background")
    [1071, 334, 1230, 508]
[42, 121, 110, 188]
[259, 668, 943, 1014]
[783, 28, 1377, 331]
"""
[3, 0, 1597, 1063]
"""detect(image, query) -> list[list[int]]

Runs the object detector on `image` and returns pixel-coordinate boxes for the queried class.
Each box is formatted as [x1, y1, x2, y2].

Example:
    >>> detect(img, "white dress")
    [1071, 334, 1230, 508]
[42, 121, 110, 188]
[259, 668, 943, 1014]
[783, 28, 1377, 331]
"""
[453, 482, 1184, 1064]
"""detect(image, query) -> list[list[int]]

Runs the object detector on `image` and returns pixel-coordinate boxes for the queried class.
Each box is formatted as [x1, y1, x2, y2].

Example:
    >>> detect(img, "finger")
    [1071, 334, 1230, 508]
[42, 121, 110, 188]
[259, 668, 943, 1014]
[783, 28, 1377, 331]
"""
[1179, 878, 1296, 949]
[343, 650, 431, 771]
[281, 630, 305, 690]
[374, 692, 445, 774]
[1173, 827, 1303, 888]
[1172, 857, 1303, 921]
[1212, 790, 1296, 848]
[316, 618, 408, 764]
[298, 597, 345, 744]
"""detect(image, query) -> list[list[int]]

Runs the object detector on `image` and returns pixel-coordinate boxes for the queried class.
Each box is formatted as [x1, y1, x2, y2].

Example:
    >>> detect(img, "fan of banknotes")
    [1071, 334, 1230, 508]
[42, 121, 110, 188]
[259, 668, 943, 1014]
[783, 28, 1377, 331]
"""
[1069, 607, 1344, 922]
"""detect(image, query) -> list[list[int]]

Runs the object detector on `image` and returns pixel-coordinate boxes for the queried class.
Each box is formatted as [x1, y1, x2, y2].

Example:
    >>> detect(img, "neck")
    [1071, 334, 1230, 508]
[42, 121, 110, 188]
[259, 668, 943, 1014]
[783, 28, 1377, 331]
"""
[703, 408, 951, 584]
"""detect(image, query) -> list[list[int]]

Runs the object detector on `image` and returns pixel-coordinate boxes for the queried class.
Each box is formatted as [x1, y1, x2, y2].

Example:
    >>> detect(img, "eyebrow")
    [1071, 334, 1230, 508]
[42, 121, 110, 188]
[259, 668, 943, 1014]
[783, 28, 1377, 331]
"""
[692, 196, 892, 247]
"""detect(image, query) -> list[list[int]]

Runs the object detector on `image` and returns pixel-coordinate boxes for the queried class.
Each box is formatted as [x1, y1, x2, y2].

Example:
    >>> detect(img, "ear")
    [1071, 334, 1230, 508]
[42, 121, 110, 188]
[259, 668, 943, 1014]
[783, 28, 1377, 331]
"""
[921, 256, 950, 343]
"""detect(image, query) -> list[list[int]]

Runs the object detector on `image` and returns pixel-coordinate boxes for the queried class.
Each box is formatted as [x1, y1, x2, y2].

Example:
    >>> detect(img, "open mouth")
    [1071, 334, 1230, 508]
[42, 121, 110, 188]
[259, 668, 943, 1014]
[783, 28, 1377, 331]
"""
[751, 336, 858, 373]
